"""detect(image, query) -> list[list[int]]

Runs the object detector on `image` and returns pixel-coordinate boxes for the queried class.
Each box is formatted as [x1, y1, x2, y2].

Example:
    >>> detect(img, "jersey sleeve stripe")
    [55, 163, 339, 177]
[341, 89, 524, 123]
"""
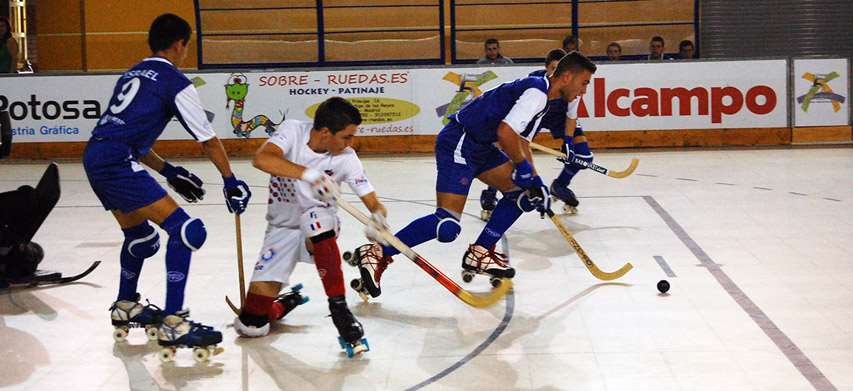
[175, 85, 216, 142]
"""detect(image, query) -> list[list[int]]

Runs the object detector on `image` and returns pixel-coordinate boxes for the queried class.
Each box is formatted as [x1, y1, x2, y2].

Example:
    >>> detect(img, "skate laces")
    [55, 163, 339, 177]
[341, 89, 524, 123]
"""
[363, 244, 393, 281]
[469, 245, 510, 269]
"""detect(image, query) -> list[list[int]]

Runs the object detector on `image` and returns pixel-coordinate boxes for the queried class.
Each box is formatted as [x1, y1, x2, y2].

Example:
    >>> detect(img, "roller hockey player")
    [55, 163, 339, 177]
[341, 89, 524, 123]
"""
[83, 14, 251, 362]
[480, 49, 594, 219]
[233, 97, 385, 358]
[352, 52, 597, 295]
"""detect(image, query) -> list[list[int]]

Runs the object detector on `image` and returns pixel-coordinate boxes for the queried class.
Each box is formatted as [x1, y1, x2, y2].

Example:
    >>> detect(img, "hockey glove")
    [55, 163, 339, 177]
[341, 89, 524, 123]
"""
[364, 211, 390, 246]
[511, 160, 536, 189]
[526, 178, 551, 218]
[301, 168, 338, 204]
[160, 162, 205, 203]
[223, 175, 252, 214]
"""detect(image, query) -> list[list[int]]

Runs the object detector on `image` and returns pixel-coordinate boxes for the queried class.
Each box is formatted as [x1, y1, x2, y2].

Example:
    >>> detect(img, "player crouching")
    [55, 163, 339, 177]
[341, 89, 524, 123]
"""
[233, 97, 387, 358]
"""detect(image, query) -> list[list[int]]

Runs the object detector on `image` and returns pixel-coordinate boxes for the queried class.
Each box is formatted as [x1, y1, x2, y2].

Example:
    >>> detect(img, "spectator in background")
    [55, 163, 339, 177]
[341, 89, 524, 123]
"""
[678, 40, 696, 59]
[477, 38, 513, 65]
[648, 36, 665, 60]
[562, 34, 579, 52]
[606, 42, 622, 61]
[0, 17, 18, 73]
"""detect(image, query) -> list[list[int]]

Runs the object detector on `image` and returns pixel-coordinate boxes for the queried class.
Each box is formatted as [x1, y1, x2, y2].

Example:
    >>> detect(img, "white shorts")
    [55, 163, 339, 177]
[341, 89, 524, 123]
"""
[250, 206, 340, 285]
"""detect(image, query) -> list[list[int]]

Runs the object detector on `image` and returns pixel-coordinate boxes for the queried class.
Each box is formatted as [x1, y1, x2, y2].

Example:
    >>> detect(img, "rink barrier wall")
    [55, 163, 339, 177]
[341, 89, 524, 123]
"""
[1, 58, 850, 159]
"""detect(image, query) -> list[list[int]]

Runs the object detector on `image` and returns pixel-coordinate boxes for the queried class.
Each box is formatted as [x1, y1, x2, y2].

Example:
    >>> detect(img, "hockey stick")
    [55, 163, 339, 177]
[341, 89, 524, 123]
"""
[546, 209, 633, 280]
[225, 214, 246, 316]
[335, 197, 512, 308]
[529, 141, 639, 179]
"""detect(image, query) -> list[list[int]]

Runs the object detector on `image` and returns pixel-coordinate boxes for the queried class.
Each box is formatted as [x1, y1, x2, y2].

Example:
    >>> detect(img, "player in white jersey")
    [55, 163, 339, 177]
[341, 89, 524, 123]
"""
[233, 97, 385, 357]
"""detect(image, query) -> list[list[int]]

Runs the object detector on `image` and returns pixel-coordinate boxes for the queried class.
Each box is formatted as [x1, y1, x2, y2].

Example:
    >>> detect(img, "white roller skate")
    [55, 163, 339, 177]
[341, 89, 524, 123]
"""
[329, 296, 369, 358]
[343, 243, 392, 302]
[158, 310, 223, 363]
[461, 244, 515, 288]
[550, 182, 579, 215]
[110, 294, 163, 343]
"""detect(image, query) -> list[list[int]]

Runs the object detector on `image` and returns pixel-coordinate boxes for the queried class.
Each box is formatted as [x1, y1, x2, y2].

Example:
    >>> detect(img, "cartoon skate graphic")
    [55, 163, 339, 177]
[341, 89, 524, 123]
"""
[225, 73, 285, 138]
[435, 70, 498, 125]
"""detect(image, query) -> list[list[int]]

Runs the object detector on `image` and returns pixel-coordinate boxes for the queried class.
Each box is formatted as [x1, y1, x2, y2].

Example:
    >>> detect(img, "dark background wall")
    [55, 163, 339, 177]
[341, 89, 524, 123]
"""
[701, 0, 853, 58]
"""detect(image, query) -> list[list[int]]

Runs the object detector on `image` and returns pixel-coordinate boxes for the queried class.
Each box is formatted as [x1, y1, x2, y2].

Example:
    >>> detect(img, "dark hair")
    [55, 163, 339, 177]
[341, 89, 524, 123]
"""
[650, 36, 665, 45]
[679, 39, 694, 50]
[484, 38, 500, 47]
[1, 17, 11, 41]
[148, 13, 192, 53]
[545, 49, 566, 66]
[562, 34, 578, 50]
[313, 97, 362, 134]
[607, 42, 621, 51]
[554, 51, 597, 77]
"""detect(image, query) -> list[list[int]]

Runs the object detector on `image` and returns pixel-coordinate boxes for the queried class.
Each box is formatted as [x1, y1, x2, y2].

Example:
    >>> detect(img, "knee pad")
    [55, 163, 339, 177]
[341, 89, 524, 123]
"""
[162, 208, 207, 252]
[123, 222, 160, 259]
[435, 208, 461, 243]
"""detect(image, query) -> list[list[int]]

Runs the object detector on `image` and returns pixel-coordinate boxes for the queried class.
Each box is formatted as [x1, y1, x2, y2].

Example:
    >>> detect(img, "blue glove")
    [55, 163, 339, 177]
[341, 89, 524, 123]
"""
[511, 160, 536, 189]
[160, 162, 205, 203]
[222, 175, 251, 214]
[526, 179, 551, 218]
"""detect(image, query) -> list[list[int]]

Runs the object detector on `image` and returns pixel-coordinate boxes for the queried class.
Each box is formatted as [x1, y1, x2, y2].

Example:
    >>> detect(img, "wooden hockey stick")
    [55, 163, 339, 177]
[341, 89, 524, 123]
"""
[529, 141, 639, 179]
[336, 197, 511, 308]
[225, 214, 246, 316]
[546, 209, 633, 280]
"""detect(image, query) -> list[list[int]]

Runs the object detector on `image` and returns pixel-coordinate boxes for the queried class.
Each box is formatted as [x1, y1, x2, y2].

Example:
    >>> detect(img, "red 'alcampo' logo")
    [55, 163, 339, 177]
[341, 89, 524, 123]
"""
[577, 78, 777, 124]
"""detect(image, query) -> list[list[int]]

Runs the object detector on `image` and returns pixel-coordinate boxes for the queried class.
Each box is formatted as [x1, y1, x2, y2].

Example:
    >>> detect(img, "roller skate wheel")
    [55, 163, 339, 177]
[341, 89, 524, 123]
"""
[480, 209, 492, 222]
[343, 251, 356, 266]
[300, 296, 310, 305]
[357, 290, 370, 303]
[112, 327, 128, 343]
[351, 341, 369, 356]
[193, 347, 211, 362]
[461, 271, 474, 283]
[490, 277, 502, 288]
[159, 347, 176, 363]
[338, 336, 348, 349]
[562, 204, 577, 215]
[350, 278, 363, 290]
[291, 283, 304, 292]
[145, 326, 159, 341]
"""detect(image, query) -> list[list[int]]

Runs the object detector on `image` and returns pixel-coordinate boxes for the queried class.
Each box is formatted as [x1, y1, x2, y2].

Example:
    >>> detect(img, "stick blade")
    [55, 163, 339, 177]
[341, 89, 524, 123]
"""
[457, 278, 513, 308]
[587, 262, 634, 281]
[607, 158, 639, 179]
[225, 296, 241, 316]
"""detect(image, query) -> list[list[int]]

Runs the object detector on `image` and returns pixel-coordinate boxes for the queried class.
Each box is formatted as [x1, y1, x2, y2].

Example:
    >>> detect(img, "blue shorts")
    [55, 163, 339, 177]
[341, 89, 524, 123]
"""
[435, 120, 509, 195]
[83, 139, 167, 213]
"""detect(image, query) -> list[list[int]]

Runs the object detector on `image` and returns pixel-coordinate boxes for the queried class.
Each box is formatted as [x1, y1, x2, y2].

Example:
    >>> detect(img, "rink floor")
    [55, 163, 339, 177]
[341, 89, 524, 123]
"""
[1, 146, 852, 390]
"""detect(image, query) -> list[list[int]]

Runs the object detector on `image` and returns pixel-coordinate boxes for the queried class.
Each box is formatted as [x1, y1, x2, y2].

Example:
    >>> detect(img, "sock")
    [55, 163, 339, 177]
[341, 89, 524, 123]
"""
[553, 165, 577, 188]
[311, 231, 345, 298]
[380, 213, 443, 257]
[161, 210, 193, 315]
[117, 224, 149, 302]
[474, 190, 524, 249]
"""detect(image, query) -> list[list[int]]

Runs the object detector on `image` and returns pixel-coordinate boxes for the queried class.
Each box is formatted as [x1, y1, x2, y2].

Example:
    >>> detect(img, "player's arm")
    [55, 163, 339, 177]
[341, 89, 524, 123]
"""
[175, 84, 250, 213]
[252, 142, 305, 179]
[359, 192, 387, 218]
[139, 149, 166, 172]
[499, 88, 547, 182]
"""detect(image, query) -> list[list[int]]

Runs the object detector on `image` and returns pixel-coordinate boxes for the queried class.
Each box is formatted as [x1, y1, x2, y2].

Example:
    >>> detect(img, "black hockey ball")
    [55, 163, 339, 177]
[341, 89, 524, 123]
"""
[657, 279, 670, 294]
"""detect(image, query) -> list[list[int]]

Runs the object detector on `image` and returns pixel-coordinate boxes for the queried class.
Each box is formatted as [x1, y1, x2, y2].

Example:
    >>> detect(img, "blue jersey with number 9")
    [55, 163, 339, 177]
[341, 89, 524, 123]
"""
[91, 57, 215, 157]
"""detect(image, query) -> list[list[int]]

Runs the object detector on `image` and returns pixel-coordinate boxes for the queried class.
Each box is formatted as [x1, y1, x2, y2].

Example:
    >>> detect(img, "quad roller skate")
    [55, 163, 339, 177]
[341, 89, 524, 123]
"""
[479, 187, 498, 221]
[158, 310, 224, 363]
[343, 243, 392, 302]
[329, 296, 369, 358]
[550, 182, 579, 215]
[273, 283, 310, 319]
[461, 244, 515, 288]
[110, 294, 164, 343]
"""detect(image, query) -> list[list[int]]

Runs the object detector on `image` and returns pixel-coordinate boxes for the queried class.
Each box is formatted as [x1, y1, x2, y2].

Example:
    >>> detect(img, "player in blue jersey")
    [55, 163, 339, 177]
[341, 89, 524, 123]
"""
[481, 49, 595, 219]
[83, 14, 251, 360]
[351, 52, 597, 295]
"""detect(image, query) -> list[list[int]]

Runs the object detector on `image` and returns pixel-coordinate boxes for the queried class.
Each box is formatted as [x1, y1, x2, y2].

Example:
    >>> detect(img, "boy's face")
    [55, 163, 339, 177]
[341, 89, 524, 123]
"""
[485, 43, 500, 59]
[320, 124, 358, 155]
[607, 45, 621, 60]
[559, 69, 592, 102]
[545, 60, 559, 76]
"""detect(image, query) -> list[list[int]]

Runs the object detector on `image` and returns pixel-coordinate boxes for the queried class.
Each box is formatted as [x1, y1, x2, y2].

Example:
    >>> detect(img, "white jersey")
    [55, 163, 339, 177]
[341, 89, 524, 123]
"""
[264, 120, 375, 227]
[566, 96, 580, 120]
